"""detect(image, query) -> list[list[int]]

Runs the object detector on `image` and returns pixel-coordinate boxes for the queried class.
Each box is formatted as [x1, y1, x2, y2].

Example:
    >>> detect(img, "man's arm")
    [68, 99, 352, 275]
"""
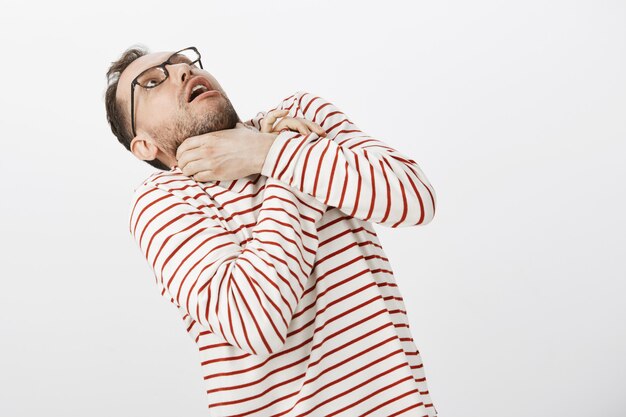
[245, 91, 437, 228]
[128, 176, 325, 356]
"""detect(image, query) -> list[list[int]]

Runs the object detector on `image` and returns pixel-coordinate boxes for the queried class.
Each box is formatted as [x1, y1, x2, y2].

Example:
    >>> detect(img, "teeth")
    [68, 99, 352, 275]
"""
[189, 84, 210, 102]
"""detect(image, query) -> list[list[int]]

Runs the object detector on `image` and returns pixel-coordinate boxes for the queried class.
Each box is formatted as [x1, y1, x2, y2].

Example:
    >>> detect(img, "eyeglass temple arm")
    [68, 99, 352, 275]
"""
[130, 82, 136, 138]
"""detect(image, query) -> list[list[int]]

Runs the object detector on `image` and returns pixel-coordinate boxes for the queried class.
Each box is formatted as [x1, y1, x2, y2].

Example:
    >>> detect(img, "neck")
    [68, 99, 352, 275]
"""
[156, 150, 178, 170]
[159, 120, 248, 170]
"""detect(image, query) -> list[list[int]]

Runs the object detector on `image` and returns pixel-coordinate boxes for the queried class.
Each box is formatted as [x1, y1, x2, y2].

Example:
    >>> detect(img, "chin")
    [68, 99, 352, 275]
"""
[186, 102, 240, 136]
[196, 99, 226, 117]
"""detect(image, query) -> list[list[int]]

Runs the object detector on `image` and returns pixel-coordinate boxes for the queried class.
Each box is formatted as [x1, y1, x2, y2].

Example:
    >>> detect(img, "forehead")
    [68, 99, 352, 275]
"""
[116, 50, 174, 103]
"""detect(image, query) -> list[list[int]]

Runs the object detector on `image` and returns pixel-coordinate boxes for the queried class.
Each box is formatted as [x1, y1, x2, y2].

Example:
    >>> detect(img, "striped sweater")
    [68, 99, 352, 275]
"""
[128, 91, 438, 416]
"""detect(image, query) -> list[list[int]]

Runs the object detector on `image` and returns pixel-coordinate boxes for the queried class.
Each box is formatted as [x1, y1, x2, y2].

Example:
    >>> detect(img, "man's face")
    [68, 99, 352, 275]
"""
[116, 49, 240, 160]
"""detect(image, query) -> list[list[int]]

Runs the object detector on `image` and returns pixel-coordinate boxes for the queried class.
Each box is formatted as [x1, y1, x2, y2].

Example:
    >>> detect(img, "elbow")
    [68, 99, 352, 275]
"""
[421, 201, 436, 226]
[420, 210, 435, 226]
[203, 313, 289, 357]
[421, 182, 437, 225]
[410, 188, 436, 226]
[384, 195, 436, 228]
[422, 194, 437, 225]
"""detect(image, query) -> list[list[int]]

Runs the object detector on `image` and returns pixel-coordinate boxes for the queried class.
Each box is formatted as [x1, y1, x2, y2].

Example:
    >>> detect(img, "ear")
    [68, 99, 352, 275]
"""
[130, 133, 160, 162]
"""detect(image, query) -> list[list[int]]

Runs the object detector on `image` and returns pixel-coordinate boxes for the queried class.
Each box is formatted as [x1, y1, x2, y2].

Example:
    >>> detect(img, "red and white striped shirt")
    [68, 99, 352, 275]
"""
[129, 92, 438, 416]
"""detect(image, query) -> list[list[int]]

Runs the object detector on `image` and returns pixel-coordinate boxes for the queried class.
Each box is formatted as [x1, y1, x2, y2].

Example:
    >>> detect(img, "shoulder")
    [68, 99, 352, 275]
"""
[247, 91, 349, 131]
[285, 91, 330, 109]
[278, 91, 344, 121]
[128, 168, 204, 224]
[131, 168, 193, 198]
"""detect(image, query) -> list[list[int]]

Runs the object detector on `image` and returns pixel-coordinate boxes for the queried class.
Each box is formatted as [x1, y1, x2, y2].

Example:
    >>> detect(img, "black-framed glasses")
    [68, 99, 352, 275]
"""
[130, 46, 203, 137]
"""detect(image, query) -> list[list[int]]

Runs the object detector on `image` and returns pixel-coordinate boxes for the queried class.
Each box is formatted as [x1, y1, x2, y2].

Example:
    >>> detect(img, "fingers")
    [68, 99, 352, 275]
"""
[272, 117, 328, 137]
[191, 170, 214, 183]
[273, 118, 311, 135]
[176, 135, 205, 160]
[260, 109, 289, 133]
[303, 119, 327, 137]
[176, 150, 202, 171]
[296, 121, 310, 135]
[176, 140, 211, 169]
[259, 110, 328, 138]
[180, 156, 213, 178]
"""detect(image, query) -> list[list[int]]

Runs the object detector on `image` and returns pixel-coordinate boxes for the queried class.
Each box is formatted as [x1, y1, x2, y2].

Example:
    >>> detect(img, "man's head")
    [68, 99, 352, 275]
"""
[105, 45, 241, 170]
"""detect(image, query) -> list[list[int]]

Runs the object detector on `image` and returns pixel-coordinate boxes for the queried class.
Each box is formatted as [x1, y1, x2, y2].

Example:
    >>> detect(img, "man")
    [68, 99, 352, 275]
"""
[105, 45, 438, 416]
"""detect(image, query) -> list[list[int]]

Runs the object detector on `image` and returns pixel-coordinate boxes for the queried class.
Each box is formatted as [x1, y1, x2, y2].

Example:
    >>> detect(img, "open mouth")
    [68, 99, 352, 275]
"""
[185, 77, 215, 103]
[188, 84, 210, 102]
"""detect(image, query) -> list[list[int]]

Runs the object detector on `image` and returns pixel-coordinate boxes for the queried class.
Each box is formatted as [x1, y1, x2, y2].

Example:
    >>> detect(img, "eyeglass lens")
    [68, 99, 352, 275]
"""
[136, 49, 201, 88]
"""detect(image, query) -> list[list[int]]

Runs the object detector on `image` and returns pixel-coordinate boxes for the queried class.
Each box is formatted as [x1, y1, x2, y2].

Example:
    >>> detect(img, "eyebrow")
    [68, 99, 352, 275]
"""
[169, 52, 193, 64]
[135, 52, 172, 77]
[137, 51, 186, 79]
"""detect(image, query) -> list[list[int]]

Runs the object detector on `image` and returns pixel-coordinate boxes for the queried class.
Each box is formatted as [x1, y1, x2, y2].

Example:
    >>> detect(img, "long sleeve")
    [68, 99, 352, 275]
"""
[128, 177, 325, 356]
[246, 91, 437, 228]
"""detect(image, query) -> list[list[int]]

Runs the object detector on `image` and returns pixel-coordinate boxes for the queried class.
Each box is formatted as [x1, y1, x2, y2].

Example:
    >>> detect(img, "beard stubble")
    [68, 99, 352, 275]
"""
[154, 93, 240, 159]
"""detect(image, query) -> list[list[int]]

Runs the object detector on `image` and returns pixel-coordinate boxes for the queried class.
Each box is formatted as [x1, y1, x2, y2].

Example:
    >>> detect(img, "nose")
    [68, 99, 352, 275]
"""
[167, 62, 192, 85]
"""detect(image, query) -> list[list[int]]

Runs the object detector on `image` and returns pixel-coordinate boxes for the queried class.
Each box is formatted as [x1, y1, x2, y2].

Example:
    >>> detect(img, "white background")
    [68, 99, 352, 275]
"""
[1, 1, 624, 416]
